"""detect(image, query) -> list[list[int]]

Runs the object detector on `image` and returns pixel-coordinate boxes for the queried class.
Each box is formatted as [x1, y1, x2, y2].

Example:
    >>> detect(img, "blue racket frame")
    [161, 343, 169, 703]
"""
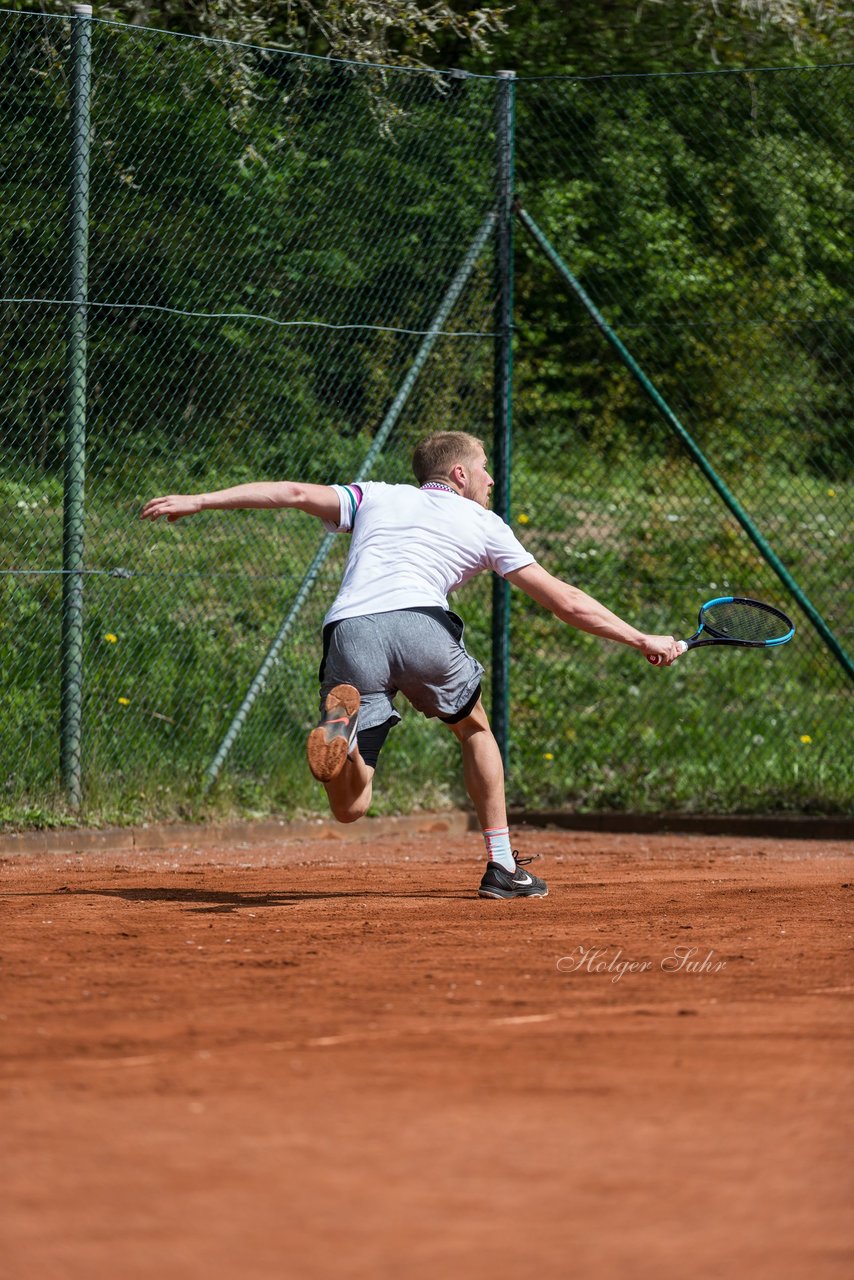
[684, 595, 796, 650]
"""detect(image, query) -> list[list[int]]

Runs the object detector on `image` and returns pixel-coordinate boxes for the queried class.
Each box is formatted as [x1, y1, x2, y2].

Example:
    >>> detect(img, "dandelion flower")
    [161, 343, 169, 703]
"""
[827, 488, 836, 498]
[104, 633, 117, 643]
[118, 697, 130, 706]
[518, 513, 530, 524]
[799, 734, 812, 744]
[543, 752, 554, 761]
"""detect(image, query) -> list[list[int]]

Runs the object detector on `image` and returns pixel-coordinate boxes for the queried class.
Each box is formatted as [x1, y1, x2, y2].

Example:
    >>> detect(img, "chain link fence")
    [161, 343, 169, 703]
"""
[510, 65, 852, 812]
[2, 9, 851, 826]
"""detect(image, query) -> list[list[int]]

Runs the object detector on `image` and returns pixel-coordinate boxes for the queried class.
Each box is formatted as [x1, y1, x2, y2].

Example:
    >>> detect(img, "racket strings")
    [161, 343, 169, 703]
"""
[702, 600, 791, 643]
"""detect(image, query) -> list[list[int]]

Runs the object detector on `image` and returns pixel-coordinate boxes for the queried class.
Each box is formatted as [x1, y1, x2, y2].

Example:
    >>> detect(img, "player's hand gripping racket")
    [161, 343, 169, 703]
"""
[649, 596, 795, 664]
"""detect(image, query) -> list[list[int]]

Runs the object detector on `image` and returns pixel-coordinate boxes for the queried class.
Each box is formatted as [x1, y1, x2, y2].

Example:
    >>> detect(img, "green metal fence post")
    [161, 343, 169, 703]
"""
[492, 70, 516, 770]
[61, 3, 93, 808]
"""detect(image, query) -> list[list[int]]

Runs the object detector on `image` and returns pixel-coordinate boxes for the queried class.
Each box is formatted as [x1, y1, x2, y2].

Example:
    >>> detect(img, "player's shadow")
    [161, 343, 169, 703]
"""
[47, 885, 468, 913]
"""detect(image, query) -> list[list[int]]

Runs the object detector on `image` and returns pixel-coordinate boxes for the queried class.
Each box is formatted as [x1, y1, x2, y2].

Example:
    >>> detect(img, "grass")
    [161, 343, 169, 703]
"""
[1, 455, 850, 830]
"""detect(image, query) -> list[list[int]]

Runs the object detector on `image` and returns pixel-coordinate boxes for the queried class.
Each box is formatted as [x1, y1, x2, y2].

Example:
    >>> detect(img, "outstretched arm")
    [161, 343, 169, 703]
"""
[506, 562, 682, 666]
[140, 482, 340, 524]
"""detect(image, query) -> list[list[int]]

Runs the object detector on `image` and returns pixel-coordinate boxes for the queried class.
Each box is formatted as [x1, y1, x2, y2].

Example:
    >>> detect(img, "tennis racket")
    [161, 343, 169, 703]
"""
[649, 595, 795, 664]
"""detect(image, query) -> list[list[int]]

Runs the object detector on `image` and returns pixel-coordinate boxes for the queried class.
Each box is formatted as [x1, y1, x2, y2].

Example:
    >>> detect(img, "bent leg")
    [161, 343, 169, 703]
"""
[324, 751, 375, 824]
[446, 697, 507, 830]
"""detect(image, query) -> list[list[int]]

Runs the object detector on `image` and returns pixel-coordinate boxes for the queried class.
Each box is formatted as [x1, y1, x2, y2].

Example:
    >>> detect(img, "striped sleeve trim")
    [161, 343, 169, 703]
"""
[343, 484, 363, 524]
[321, 483, 365, 533]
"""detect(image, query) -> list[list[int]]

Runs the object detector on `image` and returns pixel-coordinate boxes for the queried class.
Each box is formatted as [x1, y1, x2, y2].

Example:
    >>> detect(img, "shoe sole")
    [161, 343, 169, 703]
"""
[478, 885, 549, 900]
[307, 684, 360, 782]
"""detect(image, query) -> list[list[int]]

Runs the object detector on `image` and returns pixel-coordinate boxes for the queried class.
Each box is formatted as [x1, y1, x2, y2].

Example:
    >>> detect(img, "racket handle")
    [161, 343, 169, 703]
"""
[647, 639, 689, 666]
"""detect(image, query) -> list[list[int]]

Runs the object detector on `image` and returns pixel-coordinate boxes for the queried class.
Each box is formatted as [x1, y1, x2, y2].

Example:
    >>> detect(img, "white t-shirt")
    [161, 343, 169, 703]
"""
[322, 481, 535, 625]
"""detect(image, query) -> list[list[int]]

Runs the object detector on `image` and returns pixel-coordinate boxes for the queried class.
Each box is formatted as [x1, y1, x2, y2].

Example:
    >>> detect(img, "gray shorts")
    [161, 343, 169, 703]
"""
[319, 607, 484, 739]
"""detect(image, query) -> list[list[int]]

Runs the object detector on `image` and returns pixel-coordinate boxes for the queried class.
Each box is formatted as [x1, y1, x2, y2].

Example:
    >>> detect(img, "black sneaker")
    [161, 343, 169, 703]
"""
[307, 684, 360, 781]
[478, 852, 548, 900]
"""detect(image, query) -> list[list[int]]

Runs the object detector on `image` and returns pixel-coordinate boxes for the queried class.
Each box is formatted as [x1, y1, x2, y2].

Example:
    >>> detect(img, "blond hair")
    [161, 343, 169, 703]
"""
[411, 431, 484, 486]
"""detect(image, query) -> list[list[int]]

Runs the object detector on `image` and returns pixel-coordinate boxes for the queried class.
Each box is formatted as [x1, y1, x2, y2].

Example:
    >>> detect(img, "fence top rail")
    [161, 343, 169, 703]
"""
[3, 8, 850, 84]
[516, 60, 854, 83]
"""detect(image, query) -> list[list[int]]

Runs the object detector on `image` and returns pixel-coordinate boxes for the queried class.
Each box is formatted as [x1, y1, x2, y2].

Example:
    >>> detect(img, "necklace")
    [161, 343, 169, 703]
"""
[420, 482, 457, 494]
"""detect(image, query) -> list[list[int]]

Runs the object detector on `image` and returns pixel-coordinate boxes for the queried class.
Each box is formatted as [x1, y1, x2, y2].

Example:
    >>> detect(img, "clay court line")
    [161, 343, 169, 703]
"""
[53, 1018, 566, 1069]
[52, 1000, 757, 1073]
[490, 1013, 557, 1025]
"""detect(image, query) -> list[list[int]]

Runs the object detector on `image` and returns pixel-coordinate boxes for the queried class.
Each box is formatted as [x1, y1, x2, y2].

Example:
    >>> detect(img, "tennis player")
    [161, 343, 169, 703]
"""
[141, 432, 682, 899]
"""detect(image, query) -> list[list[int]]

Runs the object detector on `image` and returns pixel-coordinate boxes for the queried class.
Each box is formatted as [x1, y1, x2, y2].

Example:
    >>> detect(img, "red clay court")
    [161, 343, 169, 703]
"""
[2, 823, 851, 1279]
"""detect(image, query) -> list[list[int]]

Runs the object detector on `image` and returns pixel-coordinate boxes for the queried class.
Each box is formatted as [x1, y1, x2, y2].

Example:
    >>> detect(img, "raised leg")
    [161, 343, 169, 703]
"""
[323, 752, 375, 824]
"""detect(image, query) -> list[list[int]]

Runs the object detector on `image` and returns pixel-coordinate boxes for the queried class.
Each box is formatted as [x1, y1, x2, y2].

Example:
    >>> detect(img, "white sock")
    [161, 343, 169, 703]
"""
[483, 827, 515, 872]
